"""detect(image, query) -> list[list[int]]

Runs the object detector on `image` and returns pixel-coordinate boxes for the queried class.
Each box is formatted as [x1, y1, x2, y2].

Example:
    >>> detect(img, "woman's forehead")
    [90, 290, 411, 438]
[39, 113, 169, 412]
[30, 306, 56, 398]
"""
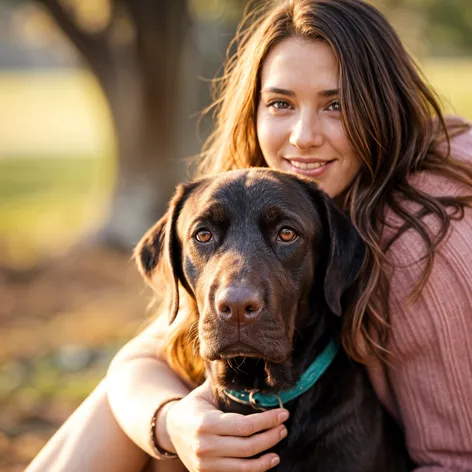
[260, 38, 339, 92]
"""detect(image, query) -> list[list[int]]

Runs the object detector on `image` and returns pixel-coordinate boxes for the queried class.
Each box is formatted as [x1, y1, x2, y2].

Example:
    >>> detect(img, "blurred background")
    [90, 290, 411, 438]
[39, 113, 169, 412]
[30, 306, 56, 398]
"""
[0, 0, 470, 469]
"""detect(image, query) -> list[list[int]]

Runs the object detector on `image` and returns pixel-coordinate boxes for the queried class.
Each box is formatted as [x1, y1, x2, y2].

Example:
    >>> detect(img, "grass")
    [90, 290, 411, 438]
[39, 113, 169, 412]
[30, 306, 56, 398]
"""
[0, 69, 115, 267]
[0, 155, 113, 267]
[0, 156, 107, 200]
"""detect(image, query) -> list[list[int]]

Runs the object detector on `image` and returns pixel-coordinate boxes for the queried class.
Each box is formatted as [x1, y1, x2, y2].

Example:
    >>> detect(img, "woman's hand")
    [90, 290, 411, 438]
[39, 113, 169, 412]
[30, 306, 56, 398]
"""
[164, 380, 289, 472]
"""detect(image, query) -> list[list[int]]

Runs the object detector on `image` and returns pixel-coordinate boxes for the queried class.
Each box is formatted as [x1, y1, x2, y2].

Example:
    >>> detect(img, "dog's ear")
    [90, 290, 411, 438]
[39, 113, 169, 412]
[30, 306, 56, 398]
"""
[134, 181, 199, 324]
[306, 186, 365, 316]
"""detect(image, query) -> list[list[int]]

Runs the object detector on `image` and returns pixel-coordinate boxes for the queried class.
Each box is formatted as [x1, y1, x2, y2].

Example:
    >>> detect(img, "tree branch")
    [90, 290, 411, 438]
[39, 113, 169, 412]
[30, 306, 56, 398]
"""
[38, 0, 113, 80]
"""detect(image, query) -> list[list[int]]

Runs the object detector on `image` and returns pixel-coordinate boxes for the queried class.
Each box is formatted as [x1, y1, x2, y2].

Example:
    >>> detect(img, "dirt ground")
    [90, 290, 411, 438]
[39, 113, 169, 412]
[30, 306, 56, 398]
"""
[0, 248, 154, 471]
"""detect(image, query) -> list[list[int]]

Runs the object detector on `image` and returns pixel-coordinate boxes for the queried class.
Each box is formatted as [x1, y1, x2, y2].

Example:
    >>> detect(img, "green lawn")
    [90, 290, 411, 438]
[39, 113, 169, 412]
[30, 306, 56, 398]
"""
[0, 70, 114, 266]
[0, 155, 113, 267]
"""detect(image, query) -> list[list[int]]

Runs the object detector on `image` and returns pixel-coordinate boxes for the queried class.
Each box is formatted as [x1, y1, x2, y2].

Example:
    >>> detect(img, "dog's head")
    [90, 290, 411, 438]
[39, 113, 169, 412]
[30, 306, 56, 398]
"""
[135, 169, 365, 391]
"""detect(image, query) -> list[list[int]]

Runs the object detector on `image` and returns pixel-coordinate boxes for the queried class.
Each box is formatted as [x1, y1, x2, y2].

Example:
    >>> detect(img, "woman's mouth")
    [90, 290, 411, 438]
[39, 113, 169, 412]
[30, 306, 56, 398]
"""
[286, 158, 334, 177]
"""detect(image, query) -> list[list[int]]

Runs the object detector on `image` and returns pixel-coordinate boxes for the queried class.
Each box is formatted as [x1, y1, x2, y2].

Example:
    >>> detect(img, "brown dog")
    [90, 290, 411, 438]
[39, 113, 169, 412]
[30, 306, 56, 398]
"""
[136, 169, 411, 472]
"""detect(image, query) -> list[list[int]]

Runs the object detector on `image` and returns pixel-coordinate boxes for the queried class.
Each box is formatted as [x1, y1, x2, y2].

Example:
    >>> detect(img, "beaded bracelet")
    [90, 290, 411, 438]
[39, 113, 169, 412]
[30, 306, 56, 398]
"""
[150, 397, 184, 460]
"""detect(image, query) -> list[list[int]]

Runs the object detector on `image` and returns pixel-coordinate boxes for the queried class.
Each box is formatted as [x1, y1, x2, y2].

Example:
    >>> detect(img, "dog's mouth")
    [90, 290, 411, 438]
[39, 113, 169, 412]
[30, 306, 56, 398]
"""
[206, 343, 295, 392]
[200, 315, 295, 390]
[215, 355, 292, 392]
[217, 342, 267, 360]
[201, 326, 292, 364]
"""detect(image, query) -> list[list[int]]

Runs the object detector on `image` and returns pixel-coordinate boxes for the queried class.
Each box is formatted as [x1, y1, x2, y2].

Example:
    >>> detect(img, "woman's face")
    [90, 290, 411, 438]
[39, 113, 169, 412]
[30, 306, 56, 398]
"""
[256, 37, 362, 198]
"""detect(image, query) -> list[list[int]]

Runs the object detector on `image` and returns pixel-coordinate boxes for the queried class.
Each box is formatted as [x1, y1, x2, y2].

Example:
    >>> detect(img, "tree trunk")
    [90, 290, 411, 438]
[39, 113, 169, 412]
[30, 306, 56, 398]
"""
[99, 0, 192, 248]
[39, 0, 193, 249]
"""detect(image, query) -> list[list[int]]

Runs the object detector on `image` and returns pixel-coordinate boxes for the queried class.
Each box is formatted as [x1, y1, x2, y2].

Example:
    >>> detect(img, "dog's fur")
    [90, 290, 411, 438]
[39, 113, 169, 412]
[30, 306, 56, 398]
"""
[136, 169, 411, 472]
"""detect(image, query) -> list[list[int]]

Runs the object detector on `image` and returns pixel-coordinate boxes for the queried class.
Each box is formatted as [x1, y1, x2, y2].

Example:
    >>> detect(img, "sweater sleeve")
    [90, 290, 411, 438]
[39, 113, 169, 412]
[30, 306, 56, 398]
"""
[383, 206, 472, 471]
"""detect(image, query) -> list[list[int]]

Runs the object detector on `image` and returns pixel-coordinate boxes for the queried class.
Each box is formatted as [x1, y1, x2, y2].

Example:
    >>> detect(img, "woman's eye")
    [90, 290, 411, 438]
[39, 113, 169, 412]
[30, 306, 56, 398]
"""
[195, 229, 213, 243]
[268, 100, 292, 110]
[327, 100, 341, 112]
[278, 227, 297, 242]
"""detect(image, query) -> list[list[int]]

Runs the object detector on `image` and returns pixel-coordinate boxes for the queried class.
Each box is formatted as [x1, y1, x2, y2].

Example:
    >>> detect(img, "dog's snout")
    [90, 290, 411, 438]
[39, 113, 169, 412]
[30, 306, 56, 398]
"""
[215, 286, 263, 327]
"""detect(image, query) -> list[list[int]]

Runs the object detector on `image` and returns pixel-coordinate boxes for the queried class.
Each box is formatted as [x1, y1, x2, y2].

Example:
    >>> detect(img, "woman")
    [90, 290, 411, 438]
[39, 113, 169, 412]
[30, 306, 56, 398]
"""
[27, 0, 472, 471]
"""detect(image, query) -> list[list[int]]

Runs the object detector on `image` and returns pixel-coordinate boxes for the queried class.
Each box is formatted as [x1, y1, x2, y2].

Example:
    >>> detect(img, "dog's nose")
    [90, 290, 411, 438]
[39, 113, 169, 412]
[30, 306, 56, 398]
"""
[215, 286, 263, 327]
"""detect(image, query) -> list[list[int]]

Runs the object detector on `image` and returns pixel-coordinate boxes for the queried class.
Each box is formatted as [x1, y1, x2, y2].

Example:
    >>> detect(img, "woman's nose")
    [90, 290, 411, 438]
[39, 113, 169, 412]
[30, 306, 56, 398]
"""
[289, 113, 324, 150]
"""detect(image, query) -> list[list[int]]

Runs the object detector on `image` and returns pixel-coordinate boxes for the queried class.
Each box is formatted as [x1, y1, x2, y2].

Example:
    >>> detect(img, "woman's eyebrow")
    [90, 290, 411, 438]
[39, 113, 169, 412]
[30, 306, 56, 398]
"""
[260, 87, 295, 96]
[319, 88, 339, 97]
[260, 87, 339, 97]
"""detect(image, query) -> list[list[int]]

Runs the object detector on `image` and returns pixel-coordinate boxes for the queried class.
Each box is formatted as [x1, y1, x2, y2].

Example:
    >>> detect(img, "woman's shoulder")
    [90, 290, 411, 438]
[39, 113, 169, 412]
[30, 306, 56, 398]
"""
[381, 175, 472, 356]
[432, 114, 472, 167]
[383, 207, 472, 291]
[382, 115, 472, 241]
[381, 115, 472, 273]
[440, 114, 472, 158]
[408, 115, 472, 196]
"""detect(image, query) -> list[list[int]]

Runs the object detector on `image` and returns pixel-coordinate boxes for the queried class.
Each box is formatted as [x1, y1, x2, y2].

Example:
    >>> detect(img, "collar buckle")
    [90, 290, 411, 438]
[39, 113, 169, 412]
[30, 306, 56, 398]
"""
[248, 390, 283, 410]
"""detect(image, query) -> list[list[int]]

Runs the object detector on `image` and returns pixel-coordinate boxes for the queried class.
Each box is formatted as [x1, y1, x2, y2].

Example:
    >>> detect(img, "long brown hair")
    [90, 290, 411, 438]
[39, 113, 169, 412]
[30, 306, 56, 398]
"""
[164, 0, 472, 385]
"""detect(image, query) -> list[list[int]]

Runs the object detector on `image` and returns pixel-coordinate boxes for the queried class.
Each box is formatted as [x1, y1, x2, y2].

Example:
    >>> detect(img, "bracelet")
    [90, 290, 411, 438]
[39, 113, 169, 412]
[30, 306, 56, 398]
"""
[150, 397, 184, 460]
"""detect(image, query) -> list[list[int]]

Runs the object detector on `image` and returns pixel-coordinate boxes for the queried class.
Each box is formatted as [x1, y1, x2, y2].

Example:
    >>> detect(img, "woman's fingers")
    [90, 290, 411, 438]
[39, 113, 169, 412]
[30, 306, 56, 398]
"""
[208, 408, 290, 436]
[168, 383, 290, 471]
[194, 424, 288, 458]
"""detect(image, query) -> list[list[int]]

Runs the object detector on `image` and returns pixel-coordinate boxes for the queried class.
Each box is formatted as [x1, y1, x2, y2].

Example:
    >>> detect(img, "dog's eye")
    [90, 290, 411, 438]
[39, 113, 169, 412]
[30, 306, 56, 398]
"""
[278, 227, 297, 242]
[195, 229, 213, 243]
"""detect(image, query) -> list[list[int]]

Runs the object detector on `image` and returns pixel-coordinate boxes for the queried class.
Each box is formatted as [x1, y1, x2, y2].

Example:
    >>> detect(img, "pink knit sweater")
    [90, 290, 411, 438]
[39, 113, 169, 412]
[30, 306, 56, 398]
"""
[367, 124, 472, 471]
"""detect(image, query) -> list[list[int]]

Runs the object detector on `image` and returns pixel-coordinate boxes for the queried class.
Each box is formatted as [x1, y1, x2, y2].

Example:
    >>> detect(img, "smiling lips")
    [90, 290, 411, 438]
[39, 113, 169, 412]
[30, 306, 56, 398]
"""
[290, 160, 330, 170]
[286, 158, 335, 175]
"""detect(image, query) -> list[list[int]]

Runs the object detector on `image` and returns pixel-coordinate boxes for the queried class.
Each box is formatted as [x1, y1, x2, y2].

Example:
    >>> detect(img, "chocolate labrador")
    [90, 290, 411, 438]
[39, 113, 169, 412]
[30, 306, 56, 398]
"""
[136, 168, 411, 471]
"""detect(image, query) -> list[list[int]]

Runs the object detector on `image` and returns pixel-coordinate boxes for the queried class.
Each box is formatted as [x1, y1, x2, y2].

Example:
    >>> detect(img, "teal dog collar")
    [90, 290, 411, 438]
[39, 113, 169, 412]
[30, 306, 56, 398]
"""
[223, 340, 339, 410]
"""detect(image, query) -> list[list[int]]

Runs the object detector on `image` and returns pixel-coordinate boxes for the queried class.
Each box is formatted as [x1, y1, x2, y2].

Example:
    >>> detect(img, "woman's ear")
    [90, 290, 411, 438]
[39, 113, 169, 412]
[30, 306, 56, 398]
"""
[134, 181, 200, 324]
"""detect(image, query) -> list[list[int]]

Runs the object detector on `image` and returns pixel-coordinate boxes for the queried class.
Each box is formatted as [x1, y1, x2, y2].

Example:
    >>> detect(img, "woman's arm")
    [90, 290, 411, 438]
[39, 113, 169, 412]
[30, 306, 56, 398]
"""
[25, 380, 148, 472]
[106, 315, 191, 457]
